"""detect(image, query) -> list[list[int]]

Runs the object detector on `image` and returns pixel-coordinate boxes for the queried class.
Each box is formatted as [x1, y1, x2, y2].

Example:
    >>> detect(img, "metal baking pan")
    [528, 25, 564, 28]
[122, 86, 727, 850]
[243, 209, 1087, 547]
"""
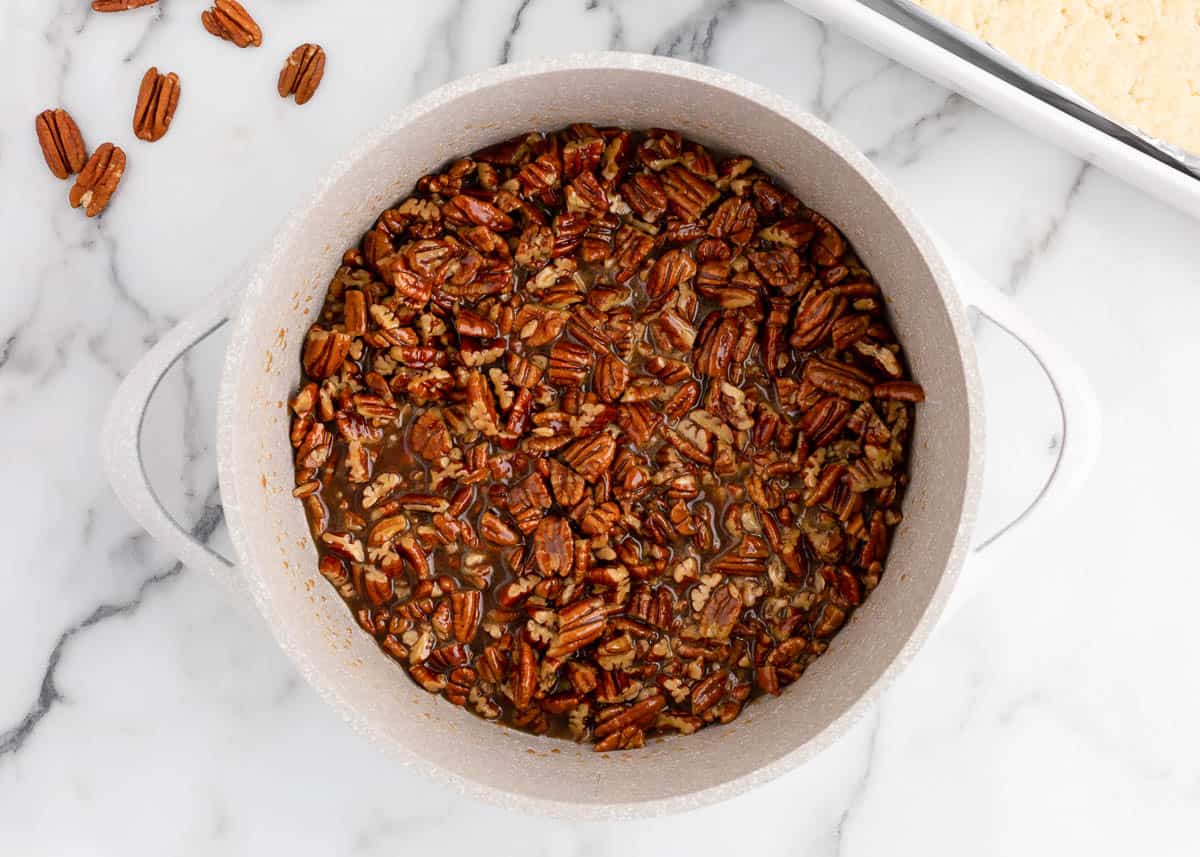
[788, 0, 1200, 221]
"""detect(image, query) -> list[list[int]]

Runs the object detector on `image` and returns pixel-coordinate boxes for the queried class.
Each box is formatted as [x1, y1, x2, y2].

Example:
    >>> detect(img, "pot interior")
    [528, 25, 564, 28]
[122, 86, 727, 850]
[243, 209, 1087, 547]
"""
[221, 56, 977, 813]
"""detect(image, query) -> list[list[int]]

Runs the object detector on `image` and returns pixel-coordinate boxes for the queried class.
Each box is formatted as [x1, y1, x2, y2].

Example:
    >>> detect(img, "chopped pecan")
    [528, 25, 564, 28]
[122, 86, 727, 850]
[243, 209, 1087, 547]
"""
[854, 339, 903, 377]
[832, 314, 870, 352]
[595, 633, 636, 671]
[506, 352, 546, 388]
[813, 603, 847, 638]
[362, 473, 400, 510]
[662, 380, 701, 423]
[802, 509, 845, 563]
[820, 564, 863, 606]
[321, 531, 363, 563]
[755, 665, 781, 695]
[444, 666, 477, 706]
[616, 402, 661, 446]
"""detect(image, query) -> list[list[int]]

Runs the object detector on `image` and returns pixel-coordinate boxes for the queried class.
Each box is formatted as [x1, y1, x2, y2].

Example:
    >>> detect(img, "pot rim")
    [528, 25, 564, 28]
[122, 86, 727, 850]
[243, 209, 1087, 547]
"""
[216, 51, 985, 819]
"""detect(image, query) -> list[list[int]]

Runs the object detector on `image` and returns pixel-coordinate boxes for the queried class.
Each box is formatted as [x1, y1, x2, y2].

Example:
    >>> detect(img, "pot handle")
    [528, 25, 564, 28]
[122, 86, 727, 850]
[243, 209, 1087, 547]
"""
[101, 278, 249, 600]
[939, 249, 1101, 611]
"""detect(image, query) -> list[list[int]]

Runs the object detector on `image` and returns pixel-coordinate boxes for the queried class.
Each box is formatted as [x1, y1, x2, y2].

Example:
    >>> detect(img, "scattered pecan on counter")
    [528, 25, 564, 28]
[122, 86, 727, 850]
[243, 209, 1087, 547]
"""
[92, 0, 158, 11]
[201, 0, 262, 48]
[35, 109, 87, 180]
[69, 142, 125, 217]
[132, 67, 181, 142]
[277, 43, 326, 105]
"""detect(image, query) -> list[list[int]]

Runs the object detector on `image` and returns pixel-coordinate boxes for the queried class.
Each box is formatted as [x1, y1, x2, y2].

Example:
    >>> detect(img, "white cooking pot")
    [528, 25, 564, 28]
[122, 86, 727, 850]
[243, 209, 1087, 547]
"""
[102, 53, 1099, 818]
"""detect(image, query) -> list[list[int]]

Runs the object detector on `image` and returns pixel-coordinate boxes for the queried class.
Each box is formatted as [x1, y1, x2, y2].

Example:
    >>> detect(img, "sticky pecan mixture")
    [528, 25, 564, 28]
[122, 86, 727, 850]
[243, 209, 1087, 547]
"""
[290, 126, 925, 751]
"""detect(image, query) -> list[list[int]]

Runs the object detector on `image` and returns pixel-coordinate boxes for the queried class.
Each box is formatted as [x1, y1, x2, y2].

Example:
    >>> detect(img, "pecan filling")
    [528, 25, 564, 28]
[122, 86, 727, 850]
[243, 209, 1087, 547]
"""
[290, 126, 924, 750]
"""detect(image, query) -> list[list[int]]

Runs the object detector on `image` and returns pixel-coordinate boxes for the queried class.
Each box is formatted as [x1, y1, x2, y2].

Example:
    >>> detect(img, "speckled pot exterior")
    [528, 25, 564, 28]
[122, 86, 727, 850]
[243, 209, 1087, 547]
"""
[215, 53, 984, 819]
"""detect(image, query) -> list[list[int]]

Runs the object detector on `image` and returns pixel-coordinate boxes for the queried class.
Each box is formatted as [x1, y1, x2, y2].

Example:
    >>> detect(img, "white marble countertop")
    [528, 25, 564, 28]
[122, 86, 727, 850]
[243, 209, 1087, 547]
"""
[2, 1, 1198, 854]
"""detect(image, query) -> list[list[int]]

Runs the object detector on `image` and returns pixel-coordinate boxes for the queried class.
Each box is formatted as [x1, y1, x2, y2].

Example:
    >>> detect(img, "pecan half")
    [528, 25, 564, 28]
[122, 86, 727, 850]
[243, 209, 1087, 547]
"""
[593, 725, 645, 752]
[593, 352, 631, 403]
[546, 597, 607, 659]
[132, 67, 181, 142]
[691, 669, 729, 714]
[791, 288, 845, 351]
[805, 357, 873, 401]
[278, 43, 326, 105]
[593, 693, 665, 739]
[548, 459, 585, 507]
[707, 197, 757, 244]
[450, 590, 482, 643]
[92, 0, 157, 10]
[561, 433, 616, 483]
[301, 326, 351, 379]
[531, 516, 573, 577]
[511, 640, 538, 709]
[873, 380, 926, 402]
[201, 0, 262, 48]
[698, 582, 742, 641]
[661, 164, 719, 222]
[621, 172, 667, 222]
[548, 340, 593, 386]
[645, 248, 697, 300]
[35, 109, 87, 180]
[69, 143, 125, 217]
[480, 512, 520, 547]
